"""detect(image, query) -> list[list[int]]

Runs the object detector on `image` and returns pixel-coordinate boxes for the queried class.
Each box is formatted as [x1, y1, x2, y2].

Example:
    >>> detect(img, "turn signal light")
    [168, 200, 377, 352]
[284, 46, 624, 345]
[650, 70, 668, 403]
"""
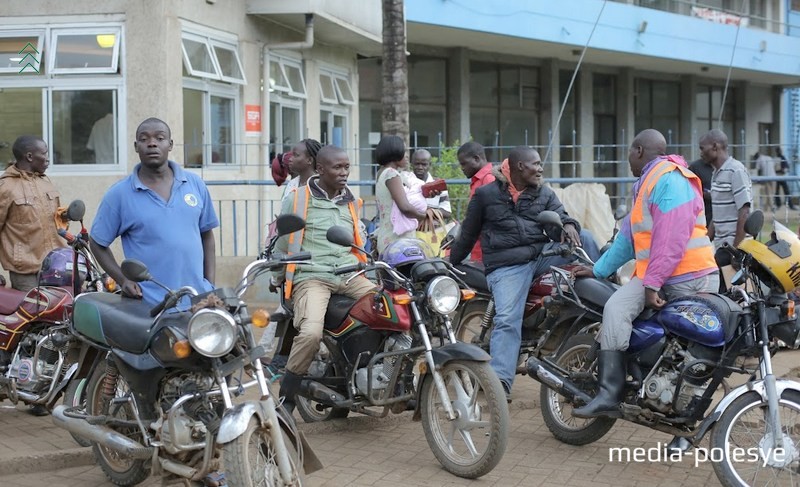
[173, 340, 191, 358]
[252, 308, 270, 328]
[104, 276, 117, 292]
[461, 289, 476, 301]
[784, 300, 796, 321]
[392, 294, 413, 305]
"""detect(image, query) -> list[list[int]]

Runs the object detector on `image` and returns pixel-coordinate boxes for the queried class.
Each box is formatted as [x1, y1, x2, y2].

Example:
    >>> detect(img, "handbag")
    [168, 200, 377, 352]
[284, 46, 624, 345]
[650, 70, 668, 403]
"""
[416, 208, 447, 255]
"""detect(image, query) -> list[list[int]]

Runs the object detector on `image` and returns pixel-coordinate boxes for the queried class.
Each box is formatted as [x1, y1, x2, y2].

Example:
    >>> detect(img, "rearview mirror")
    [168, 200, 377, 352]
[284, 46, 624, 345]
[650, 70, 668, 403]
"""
[445, 223, 461, 242]
[275, 214, 305, 237]
[66, 200, 86, 221]
[743, 210, 763, 238]
[121, 259, 152, 283]
[613, 204, 628, 221]
[537, 210, 563, 227]
[326, 225, 354, 247]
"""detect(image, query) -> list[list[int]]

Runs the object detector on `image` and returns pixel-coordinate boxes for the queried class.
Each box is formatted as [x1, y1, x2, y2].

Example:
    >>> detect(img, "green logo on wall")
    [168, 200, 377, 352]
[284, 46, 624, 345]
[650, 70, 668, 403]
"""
[18, 42, 39, 74]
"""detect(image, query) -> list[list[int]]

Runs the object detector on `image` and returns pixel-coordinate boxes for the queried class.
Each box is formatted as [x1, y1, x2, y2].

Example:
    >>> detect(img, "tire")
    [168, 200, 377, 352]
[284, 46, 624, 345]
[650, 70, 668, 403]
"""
[454, 300, 491, 348]
[86, 364, 150, 486]
[540, 334, 615, 445]
[63, 378, 91, 447]
[420, 360, 508, 479]
[295, 355, 349, 423]
[223, 416, 303, 486]
[710, 389, 800, 487]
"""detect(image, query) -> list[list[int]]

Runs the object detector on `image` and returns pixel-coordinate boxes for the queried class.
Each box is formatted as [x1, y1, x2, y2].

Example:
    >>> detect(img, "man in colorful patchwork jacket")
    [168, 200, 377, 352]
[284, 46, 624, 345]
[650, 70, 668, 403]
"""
[271, 145, 374, 415]
[573, 129, 719, 422]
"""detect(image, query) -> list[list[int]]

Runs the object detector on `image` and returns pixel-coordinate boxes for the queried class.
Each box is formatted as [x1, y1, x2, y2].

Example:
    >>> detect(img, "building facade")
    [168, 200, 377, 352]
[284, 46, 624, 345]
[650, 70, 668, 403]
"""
[1, 0, 799, 271]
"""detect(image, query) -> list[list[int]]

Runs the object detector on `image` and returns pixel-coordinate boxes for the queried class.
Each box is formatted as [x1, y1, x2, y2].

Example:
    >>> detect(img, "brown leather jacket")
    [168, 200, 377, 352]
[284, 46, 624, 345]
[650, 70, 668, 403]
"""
[0, 165, 65, 274]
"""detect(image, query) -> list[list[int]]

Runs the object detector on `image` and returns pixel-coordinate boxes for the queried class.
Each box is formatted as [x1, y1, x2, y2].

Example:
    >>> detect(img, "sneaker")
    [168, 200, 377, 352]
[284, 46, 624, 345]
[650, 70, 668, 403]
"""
[28, 404, 49, 417]
[502, 382, 512, 404]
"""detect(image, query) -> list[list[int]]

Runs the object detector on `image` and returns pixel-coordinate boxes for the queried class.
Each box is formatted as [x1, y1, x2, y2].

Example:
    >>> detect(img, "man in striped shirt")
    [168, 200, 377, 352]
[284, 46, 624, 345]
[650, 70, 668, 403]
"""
[699, 129, 752, 252]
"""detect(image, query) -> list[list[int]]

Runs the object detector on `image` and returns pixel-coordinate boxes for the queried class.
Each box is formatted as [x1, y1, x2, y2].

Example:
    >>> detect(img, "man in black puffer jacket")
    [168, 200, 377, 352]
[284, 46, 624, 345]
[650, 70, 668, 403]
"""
[449, 146, 582, 400]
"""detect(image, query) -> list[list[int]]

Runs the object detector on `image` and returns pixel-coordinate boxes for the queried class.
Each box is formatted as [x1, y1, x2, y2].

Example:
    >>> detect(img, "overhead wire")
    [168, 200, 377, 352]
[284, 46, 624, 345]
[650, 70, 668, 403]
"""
[717, 0, 748, 126]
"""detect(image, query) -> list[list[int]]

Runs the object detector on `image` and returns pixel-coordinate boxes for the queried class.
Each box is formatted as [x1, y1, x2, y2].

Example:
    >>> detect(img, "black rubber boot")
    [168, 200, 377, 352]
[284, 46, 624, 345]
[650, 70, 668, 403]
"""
[279, 370, 303, 417]
[572, 350, 625, 418]
[665, 436, 693, 455]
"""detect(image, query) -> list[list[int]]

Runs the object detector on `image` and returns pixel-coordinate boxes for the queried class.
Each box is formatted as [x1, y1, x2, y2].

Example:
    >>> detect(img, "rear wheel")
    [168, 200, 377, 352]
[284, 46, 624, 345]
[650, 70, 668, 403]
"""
[86, 363, 150, 486]
[540, 334, 615, 445]
[295, 350, 349, 423]
[454, 300, 491, 349]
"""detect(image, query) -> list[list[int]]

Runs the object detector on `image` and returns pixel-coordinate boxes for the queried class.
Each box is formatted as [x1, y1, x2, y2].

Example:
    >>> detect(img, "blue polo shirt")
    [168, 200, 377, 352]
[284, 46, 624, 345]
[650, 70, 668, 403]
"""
[92, 161, 219, 306]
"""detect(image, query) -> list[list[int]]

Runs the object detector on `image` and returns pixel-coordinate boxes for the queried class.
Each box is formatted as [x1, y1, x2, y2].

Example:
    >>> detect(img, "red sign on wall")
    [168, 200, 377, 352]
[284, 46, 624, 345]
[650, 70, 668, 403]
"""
[245, 105, 261, 136]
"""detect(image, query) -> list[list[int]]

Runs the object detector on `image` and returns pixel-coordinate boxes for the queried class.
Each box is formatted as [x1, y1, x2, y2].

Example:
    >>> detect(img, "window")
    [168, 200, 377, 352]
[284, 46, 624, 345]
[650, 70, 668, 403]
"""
[0, 24, 124, 170]
[408, 57, 447, 151]
[50, 28, 121, 74]
[269, 56, 305, 98]
[182, 26, 244, 166]
[181, 32, 245, 84]
[635, 79, 681, 146]
[0, 31, 44, 74]
[318, 68, 354, 105]
[319, 67, 354, 149]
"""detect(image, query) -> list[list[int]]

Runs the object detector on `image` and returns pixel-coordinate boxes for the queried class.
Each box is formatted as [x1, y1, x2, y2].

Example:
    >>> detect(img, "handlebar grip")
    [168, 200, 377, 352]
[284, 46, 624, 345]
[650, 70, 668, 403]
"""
[150, 298, 168, 317]
[150, 292, 178, 317]
[282, 251, 311, 262]
[541, 244, 570, 258]
[334, 263, 363, 275]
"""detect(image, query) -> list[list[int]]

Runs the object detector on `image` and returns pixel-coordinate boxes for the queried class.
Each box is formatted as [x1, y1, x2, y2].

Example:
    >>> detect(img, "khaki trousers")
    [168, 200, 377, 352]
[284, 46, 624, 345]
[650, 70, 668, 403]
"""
[285, 276, 375, 375]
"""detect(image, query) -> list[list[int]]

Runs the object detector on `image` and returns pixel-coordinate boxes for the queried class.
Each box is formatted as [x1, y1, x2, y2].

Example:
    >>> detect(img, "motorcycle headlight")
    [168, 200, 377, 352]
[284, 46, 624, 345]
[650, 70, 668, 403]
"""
[187, 308, 237, 358]
[427, 276, 460, 315]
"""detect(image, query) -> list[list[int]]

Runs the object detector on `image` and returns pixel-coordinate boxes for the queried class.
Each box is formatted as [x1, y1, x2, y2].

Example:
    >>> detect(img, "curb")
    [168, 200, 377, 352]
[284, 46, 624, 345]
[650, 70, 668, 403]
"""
[0, 400, 536, 475]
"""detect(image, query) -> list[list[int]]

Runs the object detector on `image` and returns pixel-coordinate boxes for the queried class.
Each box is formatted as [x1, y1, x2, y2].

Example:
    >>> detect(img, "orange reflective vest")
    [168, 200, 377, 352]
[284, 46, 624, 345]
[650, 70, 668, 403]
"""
[284, 185, 367, 299]
[631, 159, 716, 280]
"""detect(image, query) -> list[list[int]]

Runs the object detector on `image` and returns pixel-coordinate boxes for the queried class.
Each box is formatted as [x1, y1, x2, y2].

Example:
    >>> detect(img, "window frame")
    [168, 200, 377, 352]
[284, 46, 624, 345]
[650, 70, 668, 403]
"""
[182, 76, 241, 168]
[49, 27, 122, 75]
[181, 32, 221, 80]
[209, 39, 246, 85]
[270, 54, 306, 99]
[0, 30, 45, 75]
[269, 95, 304, 156]
[319, 66, 355, 106]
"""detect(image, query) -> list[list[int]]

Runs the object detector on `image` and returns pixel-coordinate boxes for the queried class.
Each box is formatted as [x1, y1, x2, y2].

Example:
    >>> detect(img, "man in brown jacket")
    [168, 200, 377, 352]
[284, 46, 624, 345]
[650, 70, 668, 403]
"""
[0, 136, 64, 292]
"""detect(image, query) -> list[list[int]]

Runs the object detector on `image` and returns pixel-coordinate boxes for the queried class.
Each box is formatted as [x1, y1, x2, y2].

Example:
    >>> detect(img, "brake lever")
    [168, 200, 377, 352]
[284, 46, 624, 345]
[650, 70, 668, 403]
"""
[345, 268, 369, 285]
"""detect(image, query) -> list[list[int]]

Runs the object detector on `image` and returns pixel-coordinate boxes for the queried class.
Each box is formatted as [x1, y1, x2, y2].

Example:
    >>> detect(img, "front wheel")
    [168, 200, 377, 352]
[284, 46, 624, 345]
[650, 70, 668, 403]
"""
[420, 360, 508, 479]
[710, 389, 800, 486]
[540, 334, 615, 445]
[223, 416, 303, 486]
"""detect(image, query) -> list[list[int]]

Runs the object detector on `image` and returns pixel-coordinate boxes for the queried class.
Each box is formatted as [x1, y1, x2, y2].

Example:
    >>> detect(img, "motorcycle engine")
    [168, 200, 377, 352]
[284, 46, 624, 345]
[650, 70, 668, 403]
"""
[5, 330, 66, 396]
[642, 341, 715, 415]
[157, 372, 220, 455]
[355, 333, 412, 397]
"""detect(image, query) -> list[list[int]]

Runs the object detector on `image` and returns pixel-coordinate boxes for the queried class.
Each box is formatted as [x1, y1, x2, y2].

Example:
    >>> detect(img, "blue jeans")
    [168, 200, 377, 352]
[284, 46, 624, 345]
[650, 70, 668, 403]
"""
[579, 229, 601, 262]
[485, 243, 573, 391]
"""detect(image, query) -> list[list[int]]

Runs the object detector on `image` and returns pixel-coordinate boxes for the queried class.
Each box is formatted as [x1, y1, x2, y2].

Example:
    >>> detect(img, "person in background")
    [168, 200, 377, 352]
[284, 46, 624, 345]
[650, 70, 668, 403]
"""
[754, 150, 775, 213]
[689, 157, 713, 225]
[411, 148, 452, 219]
[282, 139, 322, 202]
[0, 135, 64, 416]
[457, 141, 495, 263]
[374, 135, 427, 254]
[774, 147, 795, 210]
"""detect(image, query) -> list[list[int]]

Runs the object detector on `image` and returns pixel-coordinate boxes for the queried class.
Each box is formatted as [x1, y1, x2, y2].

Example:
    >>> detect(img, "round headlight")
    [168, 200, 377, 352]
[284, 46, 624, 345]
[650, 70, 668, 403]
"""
[188, 308, 237, 358]
[427, 276, 461, 315]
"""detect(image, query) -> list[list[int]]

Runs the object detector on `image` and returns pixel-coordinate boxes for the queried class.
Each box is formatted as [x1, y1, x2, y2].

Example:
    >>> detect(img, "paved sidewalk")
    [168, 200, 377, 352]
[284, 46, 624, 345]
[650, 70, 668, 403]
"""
[1, 349, 798, 486]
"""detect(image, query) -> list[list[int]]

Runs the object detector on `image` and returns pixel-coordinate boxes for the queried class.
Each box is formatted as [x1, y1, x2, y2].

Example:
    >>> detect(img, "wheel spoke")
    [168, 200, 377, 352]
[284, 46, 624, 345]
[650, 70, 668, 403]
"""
[458, 429, 479, 458]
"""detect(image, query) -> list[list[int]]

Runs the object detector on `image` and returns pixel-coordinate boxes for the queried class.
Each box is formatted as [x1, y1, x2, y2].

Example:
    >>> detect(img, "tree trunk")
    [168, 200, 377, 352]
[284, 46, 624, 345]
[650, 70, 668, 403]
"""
[381, 0, 409, 147]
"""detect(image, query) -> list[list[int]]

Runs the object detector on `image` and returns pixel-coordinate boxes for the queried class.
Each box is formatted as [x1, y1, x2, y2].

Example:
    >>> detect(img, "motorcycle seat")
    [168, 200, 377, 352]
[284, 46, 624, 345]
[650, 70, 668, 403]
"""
[0, 287, 30, 315]
[73, 293, 190, 354]
[324, 294, 356, 331]
[454, 262, 488, 293]
[573, 277, 619, 308]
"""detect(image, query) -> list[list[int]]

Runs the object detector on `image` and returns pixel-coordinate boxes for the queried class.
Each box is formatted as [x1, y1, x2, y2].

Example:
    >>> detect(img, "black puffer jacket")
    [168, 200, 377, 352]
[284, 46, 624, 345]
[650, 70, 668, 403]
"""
[450, 168, 580, 275]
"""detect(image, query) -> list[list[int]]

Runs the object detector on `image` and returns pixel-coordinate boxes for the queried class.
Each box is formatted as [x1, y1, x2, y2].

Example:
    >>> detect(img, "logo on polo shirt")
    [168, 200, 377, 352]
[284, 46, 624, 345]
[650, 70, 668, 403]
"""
[184, 193, 198, 207]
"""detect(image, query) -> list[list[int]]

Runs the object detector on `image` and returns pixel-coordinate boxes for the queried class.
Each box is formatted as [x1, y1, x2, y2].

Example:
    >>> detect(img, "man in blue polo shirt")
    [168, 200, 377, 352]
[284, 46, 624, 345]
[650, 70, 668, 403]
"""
[90, 117, 218, 305]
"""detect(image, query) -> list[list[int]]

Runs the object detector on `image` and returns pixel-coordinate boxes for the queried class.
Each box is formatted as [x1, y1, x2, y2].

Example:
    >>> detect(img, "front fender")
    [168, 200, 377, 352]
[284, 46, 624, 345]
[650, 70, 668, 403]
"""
[430, 342, 491, 368]
[693, 379, 800, 442]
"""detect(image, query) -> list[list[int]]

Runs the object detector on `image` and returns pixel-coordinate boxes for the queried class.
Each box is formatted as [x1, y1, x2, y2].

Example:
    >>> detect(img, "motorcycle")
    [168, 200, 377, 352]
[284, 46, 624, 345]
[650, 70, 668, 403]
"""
[268, 226, 509, 479]
[451, 211, 601, 369]
[528, 210, 800, 486]
[0, 200, 110, 420]
[51, 214, 320, 486]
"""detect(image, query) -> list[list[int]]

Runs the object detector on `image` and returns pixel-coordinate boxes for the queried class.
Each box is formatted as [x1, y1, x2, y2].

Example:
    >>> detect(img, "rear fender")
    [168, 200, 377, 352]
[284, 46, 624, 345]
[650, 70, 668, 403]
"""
[412, 342, 491, 421]
[692, 379, 800, 443]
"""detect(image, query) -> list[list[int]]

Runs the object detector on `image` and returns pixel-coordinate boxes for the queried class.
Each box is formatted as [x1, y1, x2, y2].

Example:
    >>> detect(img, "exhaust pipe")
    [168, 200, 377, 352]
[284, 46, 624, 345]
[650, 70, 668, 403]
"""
[52, 405, 153, 459]
[301, 381, 349, 406]
[526, 356, 593, 405]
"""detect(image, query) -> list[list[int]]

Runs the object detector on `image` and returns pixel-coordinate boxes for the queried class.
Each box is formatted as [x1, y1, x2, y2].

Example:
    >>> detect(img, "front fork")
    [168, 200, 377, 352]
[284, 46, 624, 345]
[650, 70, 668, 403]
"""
[757, 301, 784, 450]
[412, 303, 459, 420]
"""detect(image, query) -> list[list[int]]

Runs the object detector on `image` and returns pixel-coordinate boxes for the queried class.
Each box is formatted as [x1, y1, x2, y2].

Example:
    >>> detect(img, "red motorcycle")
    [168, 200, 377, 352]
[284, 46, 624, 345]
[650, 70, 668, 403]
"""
[0, 201, 111, 422]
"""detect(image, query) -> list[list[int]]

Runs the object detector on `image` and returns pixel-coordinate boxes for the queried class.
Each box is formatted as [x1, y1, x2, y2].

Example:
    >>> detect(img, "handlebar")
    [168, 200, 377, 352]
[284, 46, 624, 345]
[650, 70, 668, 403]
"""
[150, 286, 199, 317]
[334, 263, 365, 275]
[150, 292, 174, 317]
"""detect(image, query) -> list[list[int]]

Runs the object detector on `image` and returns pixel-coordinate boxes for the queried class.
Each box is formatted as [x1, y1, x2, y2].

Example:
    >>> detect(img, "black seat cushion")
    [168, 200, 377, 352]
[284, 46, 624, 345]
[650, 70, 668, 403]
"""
[573, 277, 619, 309]
[74, 293, 189, 354]
[324, 294, 356, 331]
[454, 263, 488, 293]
